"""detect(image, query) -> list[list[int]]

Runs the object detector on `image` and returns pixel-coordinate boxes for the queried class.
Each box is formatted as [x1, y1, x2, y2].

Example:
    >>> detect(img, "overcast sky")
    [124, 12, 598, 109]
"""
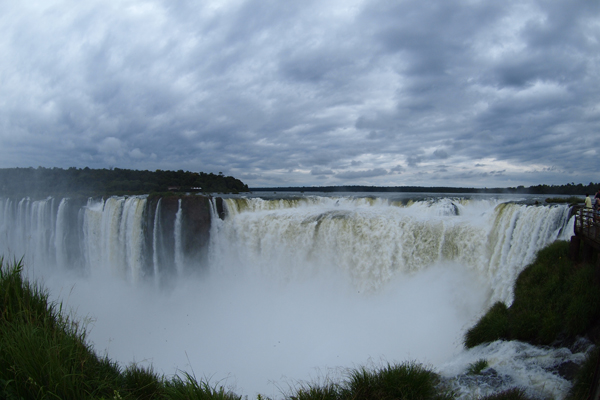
[1, 0, 599, 188]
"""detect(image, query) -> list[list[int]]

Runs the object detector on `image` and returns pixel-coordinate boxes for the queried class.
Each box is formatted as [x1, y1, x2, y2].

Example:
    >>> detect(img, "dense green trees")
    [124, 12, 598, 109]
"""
[251, 182, 600, 195]
[0, 167, 249, 197]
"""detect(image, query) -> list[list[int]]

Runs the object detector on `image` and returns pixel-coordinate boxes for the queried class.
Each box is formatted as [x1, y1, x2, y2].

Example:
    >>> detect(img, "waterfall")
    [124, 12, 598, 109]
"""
[0, 193, 582, 399]
[211, 196, 573, 304]
[0, 194, 574, 298]
[153, 198, 162, 285]
[54, 198, 69, 269]
[0, 194, 574, 299]
[174, 198, 184, 276]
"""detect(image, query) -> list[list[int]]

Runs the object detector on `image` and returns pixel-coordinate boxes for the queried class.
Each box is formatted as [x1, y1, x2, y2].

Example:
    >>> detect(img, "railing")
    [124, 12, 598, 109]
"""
[574, 206, 600, 245]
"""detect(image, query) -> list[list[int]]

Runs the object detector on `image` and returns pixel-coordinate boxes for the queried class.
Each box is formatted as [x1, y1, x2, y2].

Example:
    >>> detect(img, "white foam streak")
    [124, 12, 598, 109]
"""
[153, 198, 162, 285]
[54, 198, 69, 269]
[174, 198, 184, 276]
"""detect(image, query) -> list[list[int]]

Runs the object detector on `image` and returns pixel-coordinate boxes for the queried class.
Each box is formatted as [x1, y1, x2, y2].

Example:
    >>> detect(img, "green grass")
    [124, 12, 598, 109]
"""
[340, 362, 453, 400]
[466, 359, 489, 375]
[464, 240, 600, 348]
[285, 362, 454, 400]
[163, 372, 241, 400]
[288, 382, 340, 400]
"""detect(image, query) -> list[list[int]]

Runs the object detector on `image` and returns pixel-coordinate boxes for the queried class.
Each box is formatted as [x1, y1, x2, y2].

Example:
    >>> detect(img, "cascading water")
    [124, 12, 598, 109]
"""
[174, 198, 184, 276]
[152, 198, 163, 285]
[210, 196, 572, 304]
[0, 193, 583, 399]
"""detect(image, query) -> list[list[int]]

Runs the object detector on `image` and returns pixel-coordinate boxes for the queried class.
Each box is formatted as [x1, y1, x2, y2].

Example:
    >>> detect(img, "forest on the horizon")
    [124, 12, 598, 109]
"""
[0, 167, 249, 197]
[251, 182, 600, 195]
[0, 166, 598, 197]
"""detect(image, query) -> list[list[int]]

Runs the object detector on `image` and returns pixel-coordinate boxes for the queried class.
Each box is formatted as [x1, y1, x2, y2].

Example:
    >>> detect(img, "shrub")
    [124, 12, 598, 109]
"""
[163, 372, 241, 400]
[340, 362, 452, 400]
[464, 241, 600, 348]
[466, 359, 489, 375]
[288, 382, 340, 400]
[464, 302, 509, 348]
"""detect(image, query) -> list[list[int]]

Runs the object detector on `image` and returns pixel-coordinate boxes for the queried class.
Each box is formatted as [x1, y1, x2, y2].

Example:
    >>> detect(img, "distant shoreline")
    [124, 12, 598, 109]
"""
[249, 184, 595, 195]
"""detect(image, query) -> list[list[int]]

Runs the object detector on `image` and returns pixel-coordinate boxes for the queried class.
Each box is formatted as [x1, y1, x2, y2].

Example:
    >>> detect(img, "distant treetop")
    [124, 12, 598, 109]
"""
[0, 167, 249, 197]
[249, 182, 600, 195]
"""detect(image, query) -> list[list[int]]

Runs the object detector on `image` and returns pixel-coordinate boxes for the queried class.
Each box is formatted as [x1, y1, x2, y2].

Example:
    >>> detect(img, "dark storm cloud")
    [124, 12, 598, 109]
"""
[0, 0, 598, 188]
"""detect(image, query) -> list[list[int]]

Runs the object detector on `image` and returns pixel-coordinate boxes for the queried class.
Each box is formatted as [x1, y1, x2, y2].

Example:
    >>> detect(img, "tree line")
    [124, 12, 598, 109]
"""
[251, 182, 600, 195]
[0, 167, 249, 197]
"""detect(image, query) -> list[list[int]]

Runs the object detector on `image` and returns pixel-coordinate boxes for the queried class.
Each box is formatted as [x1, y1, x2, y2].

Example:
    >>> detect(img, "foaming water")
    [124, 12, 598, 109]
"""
[440, 339, 592, 400]
[0, 193, 579, 398]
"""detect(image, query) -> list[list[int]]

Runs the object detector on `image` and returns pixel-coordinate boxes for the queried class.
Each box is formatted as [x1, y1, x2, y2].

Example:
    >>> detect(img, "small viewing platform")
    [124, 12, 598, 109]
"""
[570, 206, 600, 264]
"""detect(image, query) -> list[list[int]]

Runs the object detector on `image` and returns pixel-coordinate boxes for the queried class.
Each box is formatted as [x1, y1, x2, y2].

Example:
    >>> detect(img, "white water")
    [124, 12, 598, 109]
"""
[174, 198, 184, 276]
[0, 193, 584, 398]
[212, 196, 572, 304]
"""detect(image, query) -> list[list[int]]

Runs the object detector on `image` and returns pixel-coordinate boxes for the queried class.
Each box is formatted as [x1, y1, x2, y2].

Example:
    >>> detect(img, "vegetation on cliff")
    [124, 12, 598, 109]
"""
[464, 241, 600, 348]
[0, 167, 249, 197]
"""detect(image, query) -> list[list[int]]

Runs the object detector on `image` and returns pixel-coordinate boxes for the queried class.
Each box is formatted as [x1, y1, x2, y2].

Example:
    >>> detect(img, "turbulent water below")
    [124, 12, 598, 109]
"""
[0, 192, 588, 398]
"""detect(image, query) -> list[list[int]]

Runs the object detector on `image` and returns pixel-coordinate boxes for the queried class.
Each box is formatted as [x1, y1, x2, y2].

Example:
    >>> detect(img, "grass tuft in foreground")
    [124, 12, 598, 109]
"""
[286, 362, 454, 400]
[163, 371, 241, 400]
[466, 359, 489, 375]
[464, 241, 600, 348]
[342, 362, 451, 400]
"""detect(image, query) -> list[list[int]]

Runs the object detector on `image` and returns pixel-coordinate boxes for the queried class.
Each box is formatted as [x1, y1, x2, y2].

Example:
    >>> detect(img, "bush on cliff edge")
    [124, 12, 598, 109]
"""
[464, 240, 600, 348]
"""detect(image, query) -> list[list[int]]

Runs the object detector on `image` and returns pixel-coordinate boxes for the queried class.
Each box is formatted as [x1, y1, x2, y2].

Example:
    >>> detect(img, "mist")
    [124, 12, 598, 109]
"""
[36, 260, 490, 397]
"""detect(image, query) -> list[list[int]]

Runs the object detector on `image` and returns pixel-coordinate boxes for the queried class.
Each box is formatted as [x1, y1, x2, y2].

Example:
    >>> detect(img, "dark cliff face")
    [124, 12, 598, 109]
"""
[144, 195, 214, 282]
[179, 196, 212, 262]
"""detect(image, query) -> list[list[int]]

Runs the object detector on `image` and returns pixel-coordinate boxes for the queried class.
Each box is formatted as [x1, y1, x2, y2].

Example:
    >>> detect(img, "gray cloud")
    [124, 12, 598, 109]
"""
[336, 168, 388, 180]
[311, 168, 335, 176]
[0, 0, 598, 188]
[433, 150, 449, 160]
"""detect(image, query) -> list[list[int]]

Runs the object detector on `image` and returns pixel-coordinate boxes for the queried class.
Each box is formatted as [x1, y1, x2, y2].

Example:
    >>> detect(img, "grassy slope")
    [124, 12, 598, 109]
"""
[464, 241, 600, 348]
